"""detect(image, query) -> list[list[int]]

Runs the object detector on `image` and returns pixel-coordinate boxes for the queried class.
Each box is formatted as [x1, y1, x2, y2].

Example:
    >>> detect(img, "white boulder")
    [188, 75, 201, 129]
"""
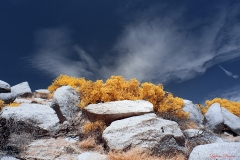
[102, 113, 185, 154]
[0, 80, 11, 93]
[182, 100, 204, 124]
[0, 92, 16, 104]
[205, 103, 224, 133]
[222, 107, 240, 136]
[189, 142, 240, 160]
[51, 86, 80, 123]
[11, 82, 32, 97]
[83, 100, 153, 124]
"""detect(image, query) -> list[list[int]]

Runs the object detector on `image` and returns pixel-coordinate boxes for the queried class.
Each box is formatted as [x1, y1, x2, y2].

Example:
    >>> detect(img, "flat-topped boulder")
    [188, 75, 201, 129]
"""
[189, 142, 240, 160]
[34, 89, 51, 99]
[83, 100, 154, 124]
[0, 80, 11, 93]
[102, 113, 185, 155]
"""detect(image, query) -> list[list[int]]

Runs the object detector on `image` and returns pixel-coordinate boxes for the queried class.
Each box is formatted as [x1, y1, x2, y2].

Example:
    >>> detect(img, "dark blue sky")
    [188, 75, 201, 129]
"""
[1, 0, 240, 104]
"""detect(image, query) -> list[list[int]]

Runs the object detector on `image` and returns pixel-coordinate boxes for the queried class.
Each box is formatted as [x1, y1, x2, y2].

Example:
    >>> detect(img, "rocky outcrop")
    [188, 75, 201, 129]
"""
[78, 152, 109, 160]
[50, 86, 80, 123]
[205, 103, 224, 133]
[33, 89, 51, 99]
[182, 100, 204, 125]
[83, 100, 153, 124]
[0, 80, 11, 93]
[222, 107, 240, 136]
[102, 113, 185, 155]
[189, 142, 240, 160]
[0, 93, 16, 104]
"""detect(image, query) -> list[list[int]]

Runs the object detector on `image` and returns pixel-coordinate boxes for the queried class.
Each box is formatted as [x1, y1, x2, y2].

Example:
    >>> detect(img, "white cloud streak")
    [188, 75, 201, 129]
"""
[29, 3, 240, 84]
[219, 65, 239, 79]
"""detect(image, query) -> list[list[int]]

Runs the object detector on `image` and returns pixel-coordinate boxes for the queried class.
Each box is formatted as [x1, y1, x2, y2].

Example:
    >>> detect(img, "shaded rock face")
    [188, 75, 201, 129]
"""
[83, 100, 153, 124]
[182, 100, 204, 125]
[102, 113, 185, 155]
[51, 86, 80, 123]
[205, 103, 224, 133]
[188, 142, 240, 160]
[222, 107, 240, 136]
[0, 80, 11, 93]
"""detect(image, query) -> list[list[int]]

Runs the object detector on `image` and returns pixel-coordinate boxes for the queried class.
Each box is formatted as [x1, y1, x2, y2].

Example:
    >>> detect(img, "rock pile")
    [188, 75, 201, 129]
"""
[0, 80, 240, 159]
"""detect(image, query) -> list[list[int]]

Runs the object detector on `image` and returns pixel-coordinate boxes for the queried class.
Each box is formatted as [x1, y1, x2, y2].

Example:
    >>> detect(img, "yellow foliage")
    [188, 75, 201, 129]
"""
[0, 100, 5, 111]
[48, 75, 188, 119]
[83, 121, 107, 135]
[196, 104, 207, 115]
[7, 102, 21, 107]
[205, 98, 240, 117]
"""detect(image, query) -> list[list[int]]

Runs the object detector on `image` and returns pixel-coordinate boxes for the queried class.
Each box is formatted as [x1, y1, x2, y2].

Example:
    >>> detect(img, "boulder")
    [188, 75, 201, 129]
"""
[21, 137, 81, 160]
[0, 80, 11, 93]
[11, 82, 32, 97]
[0, 93, 16, 104]
[50, 86, 80, 123]
[78, 152, 109, 160]
[33, 89, 51, 99]
[0, 156, 19, 160]
[222, 107, 240, 136]
[183, 129, 203, 138]
[188, 142, 240, 160]
[102, 113, 185, 155]
[182, 100, 204, 125]
[0, 103, 59, 137]
[205, 103, 224, 133]
[83, 100, 153, 124]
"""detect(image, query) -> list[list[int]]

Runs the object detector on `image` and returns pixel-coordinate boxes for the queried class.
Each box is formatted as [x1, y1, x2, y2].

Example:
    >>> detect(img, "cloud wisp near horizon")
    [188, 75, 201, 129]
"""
[29, 2, 240, 87]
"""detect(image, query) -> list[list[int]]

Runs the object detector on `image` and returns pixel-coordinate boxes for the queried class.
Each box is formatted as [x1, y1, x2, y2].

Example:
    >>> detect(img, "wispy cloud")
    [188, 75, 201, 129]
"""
[28, 27, 98, 79]
[219, 65, 239, 78]
[29, 2, 240, 84]
[106, 3, 240, 84]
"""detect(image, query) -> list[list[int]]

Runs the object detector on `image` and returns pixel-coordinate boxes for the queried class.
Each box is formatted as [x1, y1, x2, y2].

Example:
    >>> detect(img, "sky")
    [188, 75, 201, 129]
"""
[1, 0, 240, 105]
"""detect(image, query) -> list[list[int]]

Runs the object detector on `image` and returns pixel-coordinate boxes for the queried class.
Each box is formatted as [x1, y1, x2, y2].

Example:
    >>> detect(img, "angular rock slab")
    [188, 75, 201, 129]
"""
[0, 103, 59, 134]
[0, 80, 11, 93]
[182, 100, 204, 125]
[222, 107, 240, 136]
[205, 103, 224, 133]
[102, 113, 185, 154]
[78, 152, 109, 160]
[83, 100, 153, 124]
[189, 142, 240, 160]
[51, 86, 80, 123]
[11, 82, 32, 97]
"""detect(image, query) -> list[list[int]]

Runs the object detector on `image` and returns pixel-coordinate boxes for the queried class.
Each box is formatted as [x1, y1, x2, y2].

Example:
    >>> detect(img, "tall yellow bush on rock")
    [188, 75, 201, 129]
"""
[48, 75, 188, 119]
[205, 98, 240, 117]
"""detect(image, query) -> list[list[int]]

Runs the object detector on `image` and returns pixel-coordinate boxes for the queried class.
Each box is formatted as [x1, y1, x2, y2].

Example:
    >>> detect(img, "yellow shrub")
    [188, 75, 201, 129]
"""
[205, 98, 240, 117]
[48, 75, 188, 119]
[83, 121, 107, 135]
[196, 104, 207, 115]
[0, 100, 5, 111]
[7, 102, 21, 107]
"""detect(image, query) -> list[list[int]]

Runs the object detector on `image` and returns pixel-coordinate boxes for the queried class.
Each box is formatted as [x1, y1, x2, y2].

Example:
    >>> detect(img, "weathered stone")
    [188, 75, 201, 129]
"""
[83, 100, 153, 124]
[34, 89, 51, 99]
[222, 107, 240, 136]
[78, 152, 109, 160]
[189, 142, 240, 160]
[205, 103, 224, 133]
[11, 82, 32, 98]
[0, 104, 59, 136]
[0, 93, 16, 104]
[102, 113, 185, 155]
[183, 129, 203, 138]
[0, 80, 11, 93]
[182, 100, 204, 125]
[51, 86, 80, 123]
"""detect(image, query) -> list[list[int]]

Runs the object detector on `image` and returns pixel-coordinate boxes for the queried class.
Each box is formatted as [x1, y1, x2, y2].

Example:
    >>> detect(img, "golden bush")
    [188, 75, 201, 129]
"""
[205, 98, 240, 117]
[0, 100, 5, 111]
[7, 102, 21, 107]
[48, 75, 188, 119]
[83, 120, 107, 135]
